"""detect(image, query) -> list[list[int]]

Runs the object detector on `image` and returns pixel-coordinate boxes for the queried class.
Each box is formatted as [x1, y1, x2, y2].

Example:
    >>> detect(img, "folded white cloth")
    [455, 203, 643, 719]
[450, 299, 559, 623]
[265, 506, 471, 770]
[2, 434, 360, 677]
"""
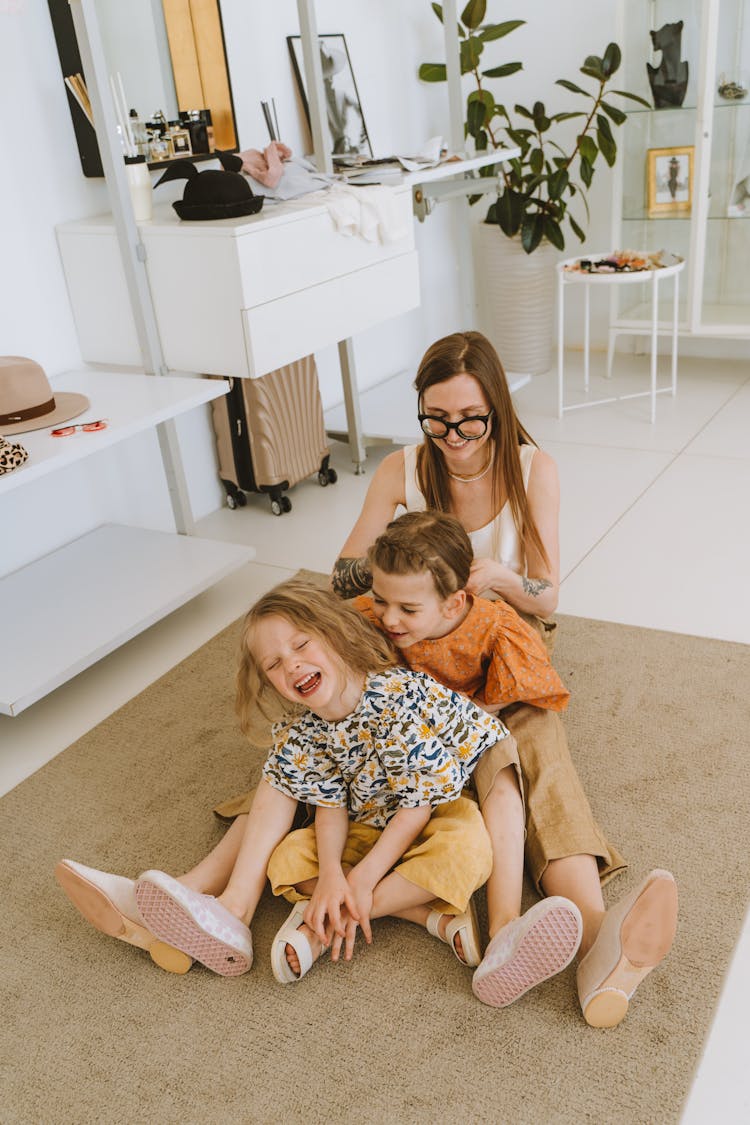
[325, 183, 410, 244]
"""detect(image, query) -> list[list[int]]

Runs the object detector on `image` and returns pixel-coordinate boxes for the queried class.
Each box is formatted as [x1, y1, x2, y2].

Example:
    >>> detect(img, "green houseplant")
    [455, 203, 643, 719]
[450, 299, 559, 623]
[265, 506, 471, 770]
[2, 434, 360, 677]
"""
[418, 1, 648, 373]
[419, 1, 648, 253]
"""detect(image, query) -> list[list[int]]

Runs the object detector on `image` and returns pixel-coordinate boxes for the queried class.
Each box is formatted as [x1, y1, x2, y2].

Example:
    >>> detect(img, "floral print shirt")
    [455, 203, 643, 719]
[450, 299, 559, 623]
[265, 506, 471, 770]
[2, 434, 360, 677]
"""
[262, 667, 509, 829]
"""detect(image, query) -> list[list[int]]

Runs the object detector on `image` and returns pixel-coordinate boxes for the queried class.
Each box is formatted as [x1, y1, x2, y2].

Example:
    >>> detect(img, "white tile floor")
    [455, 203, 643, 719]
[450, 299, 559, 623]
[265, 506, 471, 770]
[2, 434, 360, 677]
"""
[1, 350, 748, 1122]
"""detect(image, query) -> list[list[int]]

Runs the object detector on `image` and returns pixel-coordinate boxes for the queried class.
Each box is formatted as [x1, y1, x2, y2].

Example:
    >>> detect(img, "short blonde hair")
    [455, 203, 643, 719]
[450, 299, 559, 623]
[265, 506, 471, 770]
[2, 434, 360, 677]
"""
[367, 510, 473, 600]
[236, 578, 396, 743]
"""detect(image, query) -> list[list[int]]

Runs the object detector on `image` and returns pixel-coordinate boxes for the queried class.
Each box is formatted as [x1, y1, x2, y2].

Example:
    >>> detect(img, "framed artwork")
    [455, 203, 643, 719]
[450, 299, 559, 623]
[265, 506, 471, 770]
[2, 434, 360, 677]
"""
[647, 146, 694, 216]
[287, 33, 372, 158]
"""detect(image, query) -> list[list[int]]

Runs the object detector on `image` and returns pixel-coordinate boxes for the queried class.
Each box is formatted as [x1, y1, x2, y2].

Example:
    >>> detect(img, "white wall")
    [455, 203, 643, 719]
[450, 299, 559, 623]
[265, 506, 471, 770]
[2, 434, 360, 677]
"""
[2, 0, 626, 579]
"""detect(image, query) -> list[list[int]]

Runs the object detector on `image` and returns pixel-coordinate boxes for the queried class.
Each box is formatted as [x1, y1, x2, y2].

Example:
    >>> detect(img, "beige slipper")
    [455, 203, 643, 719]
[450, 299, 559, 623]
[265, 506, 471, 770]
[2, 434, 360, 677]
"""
[577, 868, 678, 1028]
[55, 859, 193, 974]
[426, 898, 482, 967]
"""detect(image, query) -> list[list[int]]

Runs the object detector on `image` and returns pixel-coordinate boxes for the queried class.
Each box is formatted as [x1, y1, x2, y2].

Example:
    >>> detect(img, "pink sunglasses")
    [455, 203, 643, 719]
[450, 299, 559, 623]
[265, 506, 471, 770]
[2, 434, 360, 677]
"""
[51, 419, 109, 437]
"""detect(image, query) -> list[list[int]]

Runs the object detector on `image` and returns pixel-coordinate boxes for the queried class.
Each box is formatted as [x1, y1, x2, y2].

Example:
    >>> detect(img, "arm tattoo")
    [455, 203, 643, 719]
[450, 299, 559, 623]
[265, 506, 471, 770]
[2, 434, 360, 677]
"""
[331, 557, 373, 599]
[521, 576, 552, 598]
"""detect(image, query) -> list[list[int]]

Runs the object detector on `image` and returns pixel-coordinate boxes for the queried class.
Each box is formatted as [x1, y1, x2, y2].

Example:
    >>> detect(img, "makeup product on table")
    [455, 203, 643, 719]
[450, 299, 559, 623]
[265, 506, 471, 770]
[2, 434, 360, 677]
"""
[124, 155, 153, 221]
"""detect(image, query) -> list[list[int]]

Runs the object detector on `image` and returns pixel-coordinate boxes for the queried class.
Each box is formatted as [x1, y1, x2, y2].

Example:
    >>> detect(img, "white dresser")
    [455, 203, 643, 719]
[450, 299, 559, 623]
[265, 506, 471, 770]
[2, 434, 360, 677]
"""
[56, 189, 421, 378]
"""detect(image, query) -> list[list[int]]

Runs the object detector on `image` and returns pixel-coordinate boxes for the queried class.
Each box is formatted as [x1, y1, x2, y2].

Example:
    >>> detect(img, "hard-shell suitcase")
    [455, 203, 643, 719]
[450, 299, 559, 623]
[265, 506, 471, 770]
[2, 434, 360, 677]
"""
[210, 356, 337, 515]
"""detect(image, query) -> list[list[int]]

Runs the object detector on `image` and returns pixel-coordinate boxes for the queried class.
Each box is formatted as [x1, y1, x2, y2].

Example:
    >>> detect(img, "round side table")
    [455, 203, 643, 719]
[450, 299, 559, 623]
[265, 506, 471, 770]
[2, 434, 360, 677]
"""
[556, 253, 686, 423]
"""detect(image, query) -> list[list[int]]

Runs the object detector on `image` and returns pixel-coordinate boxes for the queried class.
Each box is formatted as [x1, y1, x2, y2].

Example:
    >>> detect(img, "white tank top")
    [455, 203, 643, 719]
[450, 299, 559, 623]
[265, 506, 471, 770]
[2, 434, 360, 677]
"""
[402, 443, 536, 575]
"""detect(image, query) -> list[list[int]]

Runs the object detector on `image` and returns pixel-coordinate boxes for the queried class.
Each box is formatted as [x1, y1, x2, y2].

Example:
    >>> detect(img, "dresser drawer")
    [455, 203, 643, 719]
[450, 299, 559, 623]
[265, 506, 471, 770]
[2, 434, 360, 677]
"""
[235, 192, 415, 307]
[241, 251, 421, 377]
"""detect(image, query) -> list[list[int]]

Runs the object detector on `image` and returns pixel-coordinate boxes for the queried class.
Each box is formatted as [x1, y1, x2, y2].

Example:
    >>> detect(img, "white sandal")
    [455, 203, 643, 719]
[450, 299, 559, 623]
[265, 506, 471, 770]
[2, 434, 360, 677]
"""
[426, 898, 482, 967]
[270, 900, 319, 984]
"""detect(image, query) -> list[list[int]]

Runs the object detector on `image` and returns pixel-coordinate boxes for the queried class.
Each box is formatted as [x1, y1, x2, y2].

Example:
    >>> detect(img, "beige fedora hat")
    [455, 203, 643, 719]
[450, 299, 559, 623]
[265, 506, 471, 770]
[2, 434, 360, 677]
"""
[0, 357, 90, 436]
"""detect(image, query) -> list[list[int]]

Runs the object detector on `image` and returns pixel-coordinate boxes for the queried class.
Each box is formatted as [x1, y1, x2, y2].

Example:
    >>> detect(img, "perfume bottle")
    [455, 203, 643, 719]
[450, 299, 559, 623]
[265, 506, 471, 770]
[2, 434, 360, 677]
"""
[129, 108, 149, 157]
[168, 120, 192, 156]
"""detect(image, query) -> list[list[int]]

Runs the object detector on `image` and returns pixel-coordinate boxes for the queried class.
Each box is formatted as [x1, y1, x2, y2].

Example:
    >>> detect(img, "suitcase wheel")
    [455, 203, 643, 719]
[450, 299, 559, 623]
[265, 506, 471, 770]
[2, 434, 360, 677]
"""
[270, 496, 292, 516]
[318, 468, 338, 487]
[226, 491, 247, 510]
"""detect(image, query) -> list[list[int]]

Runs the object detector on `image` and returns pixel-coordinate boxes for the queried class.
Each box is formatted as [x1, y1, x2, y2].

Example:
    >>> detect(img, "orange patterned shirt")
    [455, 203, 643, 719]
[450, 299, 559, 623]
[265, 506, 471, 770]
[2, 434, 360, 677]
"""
[355, 595, 569, 713]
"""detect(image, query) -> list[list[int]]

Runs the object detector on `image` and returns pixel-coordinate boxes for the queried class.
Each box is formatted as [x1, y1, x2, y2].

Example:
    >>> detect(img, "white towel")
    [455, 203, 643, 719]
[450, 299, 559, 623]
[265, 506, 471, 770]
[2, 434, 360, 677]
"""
[325, 184, 410, 244]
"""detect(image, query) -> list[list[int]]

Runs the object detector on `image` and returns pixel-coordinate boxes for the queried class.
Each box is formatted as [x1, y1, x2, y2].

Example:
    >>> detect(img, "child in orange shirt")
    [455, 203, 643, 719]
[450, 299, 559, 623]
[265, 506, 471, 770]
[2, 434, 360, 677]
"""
[356, 511, 676, 1022]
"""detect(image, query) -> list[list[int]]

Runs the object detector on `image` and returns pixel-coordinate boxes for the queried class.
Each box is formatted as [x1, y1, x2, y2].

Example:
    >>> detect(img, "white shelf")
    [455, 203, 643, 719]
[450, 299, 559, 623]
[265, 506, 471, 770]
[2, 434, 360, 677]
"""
[0, 524, 253, 716]
[0, 370, 229, 493]
[324, 368, 531, 446]
[0, 369, 254, 715]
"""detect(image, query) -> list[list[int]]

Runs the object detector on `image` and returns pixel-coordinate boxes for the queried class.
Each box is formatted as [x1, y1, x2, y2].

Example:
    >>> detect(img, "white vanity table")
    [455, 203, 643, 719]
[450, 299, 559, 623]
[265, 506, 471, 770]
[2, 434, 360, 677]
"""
[0, 371, 253, 716]
[57, 187, 420, 380]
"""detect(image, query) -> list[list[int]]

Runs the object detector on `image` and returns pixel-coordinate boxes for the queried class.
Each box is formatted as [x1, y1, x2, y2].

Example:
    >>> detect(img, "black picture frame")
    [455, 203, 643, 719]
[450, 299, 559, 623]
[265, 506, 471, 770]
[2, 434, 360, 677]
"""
[287, 33, 372, 159]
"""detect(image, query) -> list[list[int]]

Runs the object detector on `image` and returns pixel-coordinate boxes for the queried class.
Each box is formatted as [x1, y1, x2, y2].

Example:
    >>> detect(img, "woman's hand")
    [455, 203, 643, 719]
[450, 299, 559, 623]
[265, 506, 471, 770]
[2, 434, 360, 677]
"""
[328, 868, 374, 962]
[466, 557, 509, 598]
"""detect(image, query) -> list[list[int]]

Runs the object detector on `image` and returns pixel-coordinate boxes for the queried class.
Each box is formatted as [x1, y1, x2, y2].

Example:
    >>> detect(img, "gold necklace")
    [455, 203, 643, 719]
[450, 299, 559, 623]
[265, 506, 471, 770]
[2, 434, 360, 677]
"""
[446, 445, 493, 484]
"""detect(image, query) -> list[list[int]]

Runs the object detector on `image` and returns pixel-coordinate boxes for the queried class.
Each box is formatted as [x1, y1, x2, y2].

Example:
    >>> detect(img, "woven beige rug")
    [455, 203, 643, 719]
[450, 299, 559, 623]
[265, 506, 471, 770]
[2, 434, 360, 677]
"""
[1, 601, 748, 1124]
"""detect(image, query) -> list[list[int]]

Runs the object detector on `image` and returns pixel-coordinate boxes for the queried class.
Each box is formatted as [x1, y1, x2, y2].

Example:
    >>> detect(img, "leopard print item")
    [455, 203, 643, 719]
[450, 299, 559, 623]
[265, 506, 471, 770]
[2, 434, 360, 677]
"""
[0, 435, 29, 475]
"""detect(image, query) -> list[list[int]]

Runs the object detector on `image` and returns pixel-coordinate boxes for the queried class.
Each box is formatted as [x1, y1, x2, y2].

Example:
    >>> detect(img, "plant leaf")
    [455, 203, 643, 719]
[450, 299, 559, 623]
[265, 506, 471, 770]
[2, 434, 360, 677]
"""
[580, 155, 594, 187]
[532, 102, 550, 132]
[431, 3, 443, 21]
[461, 0, 486, 30]
[578, 134, 597, 163]
[460, 35, 484, 73]
[418, 62, 447, 83]
[550, 111, 586, 122]
[543, 216, 565, 250]
[482, 61, 523, 78]
[521, 214, 544, 253]
[496, 188, 524, 236]
[610, 89, 651, 107]
[479, 19, 525, 41]
[514, 104, 534, 120]
[467, 98, 488, 135]
[600, 101, 627, 125]
[582, 54, 605, 80]
[602, 42, 621, 78]
[597, 127, 617, 166]
[569, 214, 586, 242]
[548, 168, 570, 198]
[556, 79, 592, 98]
[529, 147, 544, 174]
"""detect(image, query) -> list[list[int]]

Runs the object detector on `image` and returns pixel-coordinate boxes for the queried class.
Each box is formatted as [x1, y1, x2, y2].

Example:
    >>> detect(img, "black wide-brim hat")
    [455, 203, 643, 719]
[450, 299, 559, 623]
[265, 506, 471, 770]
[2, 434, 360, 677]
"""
[155, 160, 264, 221]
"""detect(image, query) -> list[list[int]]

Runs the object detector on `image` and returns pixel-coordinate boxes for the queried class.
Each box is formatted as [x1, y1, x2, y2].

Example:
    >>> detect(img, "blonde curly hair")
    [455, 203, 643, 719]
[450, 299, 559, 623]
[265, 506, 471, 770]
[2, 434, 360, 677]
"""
[236, 578, 397, 744]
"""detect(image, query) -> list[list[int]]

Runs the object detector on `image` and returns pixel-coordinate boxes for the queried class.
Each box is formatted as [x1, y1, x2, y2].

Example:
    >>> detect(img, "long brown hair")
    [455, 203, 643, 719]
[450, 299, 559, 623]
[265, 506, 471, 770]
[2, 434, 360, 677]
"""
[414, 330, 548, 568]
[367, 511, 472, 599]
[235, 578, 397, 744]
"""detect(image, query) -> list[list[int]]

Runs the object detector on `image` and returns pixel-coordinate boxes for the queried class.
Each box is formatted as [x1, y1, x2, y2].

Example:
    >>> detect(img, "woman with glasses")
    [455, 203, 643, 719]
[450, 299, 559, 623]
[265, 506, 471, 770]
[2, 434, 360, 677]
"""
[333, 330, 557, 635]
[331, 329, 677, 1027]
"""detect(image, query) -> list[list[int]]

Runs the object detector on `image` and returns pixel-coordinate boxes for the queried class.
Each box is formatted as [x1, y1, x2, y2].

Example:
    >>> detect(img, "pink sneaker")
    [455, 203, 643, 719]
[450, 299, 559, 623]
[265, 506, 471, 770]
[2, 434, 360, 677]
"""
[472, 897, 583, 1007]
[135, 870, 253, 977]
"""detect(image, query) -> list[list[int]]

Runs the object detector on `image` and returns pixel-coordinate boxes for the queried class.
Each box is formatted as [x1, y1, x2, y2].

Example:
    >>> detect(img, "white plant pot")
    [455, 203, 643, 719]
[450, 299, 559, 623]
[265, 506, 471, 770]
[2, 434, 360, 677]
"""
[474, 227, 558, 377]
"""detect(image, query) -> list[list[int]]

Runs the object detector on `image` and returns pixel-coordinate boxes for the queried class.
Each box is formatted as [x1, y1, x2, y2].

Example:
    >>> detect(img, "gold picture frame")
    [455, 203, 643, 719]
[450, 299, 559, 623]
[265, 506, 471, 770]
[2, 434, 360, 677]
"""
[647, 146, 694, 216]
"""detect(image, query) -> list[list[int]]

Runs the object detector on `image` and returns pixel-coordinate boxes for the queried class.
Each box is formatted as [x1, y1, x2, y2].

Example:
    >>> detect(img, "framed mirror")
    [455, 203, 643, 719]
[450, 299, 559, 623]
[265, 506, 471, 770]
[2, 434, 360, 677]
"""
[48, 0, 238, 177]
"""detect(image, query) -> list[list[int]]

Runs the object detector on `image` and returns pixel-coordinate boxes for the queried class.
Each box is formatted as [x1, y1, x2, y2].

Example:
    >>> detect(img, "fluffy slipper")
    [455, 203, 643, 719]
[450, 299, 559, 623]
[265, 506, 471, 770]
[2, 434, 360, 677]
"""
[577, 868, 678, 1028]
[54, 859, 192, 974]
[270, 900, 319, 984]
[426, 898, 482, 967]
[472, 896, 583, 1008]
[135, 869, 253, 977]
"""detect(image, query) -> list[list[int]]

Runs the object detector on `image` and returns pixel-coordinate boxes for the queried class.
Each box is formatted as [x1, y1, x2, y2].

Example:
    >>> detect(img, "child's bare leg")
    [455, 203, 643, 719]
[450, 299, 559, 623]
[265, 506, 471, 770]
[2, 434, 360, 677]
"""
[214, 780, 298, 926]
[480, 765, 525, 939]
[541, 854, 605, 957]
[180, 814, 247, 895]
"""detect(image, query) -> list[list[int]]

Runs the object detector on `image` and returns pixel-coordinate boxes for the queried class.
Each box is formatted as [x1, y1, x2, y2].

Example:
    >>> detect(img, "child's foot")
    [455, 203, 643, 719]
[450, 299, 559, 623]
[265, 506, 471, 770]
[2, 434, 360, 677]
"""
[135, 869, 253, 977]
[426, 899, 482, 967]
[577, 869, 678, 1028]
[271, 900, 322, 983]
[472, 896, 583, 1008]
[55, 859, 193, 974]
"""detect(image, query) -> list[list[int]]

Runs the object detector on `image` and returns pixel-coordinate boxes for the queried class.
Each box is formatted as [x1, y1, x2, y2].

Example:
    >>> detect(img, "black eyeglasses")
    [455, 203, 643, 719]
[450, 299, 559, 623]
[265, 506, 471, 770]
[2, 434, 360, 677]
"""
[418, 410, 493, 440]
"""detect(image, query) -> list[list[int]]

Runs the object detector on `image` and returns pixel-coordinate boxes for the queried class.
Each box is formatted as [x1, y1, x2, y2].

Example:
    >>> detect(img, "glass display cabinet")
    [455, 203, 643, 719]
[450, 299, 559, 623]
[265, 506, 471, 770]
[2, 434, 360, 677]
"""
[613, 0, 750, 341]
